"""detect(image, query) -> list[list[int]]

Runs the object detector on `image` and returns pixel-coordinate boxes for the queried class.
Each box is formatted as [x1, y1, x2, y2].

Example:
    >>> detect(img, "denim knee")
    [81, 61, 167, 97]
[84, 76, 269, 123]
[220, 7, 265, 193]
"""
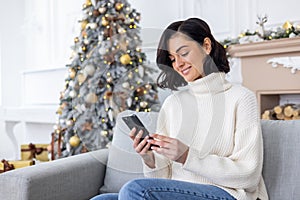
[119, 178, 146, 199]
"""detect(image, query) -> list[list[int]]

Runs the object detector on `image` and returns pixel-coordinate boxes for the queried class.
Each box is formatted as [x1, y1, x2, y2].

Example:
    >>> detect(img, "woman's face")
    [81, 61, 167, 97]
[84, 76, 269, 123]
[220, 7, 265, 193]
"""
[168, 33, 210, 82]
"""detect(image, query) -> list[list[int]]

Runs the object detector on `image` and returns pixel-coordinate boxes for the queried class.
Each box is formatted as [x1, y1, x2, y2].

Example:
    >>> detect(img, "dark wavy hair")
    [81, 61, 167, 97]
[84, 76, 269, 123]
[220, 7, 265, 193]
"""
[156, 18, 230, 90]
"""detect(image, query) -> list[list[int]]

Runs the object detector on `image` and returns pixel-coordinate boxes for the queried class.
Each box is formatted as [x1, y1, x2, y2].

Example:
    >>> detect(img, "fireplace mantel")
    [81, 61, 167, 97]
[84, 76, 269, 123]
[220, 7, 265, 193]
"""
[227, 37, 300, 114]
[227, 37, 300, 57]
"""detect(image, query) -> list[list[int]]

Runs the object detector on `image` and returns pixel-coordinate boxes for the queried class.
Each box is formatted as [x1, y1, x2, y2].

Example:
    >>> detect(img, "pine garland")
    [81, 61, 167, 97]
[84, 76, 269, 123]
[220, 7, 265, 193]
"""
[221, 19, 300, 49]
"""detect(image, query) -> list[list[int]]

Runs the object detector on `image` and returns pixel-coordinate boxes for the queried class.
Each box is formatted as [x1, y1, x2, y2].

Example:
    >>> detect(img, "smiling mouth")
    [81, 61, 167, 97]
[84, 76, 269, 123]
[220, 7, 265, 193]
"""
[181, 66, 192, 75]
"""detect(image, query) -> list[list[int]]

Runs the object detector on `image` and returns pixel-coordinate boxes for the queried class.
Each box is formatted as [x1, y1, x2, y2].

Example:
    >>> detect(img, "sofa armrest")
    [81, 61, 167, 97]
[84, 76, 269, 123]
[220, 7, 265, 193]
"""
[0, 148, 108, 200]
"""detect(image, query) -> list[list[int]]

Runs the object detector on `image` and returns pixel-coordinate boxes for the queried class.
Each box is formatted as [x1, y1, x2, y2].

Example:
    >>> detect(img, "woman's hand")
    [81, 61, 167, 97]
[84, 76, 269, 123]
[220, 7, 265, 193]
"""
[148, 134, 189, 164]
[129, 128, 155, 168]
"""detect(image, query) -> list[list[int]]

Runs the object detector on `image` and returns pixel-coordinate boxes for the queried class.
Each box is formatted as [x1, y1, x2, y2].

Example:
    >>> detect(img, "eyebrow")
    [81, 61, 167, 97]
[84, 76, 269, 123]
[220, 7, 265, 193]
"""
[176, 45, 188, 53]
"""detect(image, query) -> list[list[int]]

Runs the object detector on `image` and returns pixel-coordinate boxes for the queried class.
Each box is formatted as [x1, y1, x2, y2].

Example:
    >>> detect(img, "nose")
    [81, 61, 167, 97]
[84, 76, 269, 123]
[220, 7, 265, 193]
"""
[173, 56, 184, 70]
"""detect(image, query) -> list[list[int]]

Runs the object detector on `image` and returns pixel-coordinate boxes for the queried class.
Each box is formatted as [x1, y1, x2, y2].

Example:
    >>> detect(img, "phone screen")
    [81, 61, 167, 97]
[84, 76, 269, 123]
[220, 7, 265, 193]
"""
[122, 114, 159, 150]
[122, 114, 149, 139]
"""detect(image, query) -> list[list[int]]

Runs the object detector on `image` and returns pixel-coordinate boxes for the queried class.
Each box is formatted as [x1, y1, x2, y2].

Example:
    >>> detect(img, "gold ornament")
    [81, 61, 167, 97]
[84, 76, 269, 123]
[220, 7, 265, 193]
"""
[74, 37, 79, 43]
[283, 21, 293, 30]
[77, 73, 87, 84]
[85, 93, 98, 104]
[56, 107, 63, 115]
[69, 135, 81, 147]
[115, 2, 124, 11]
[85, 0, 92, 6]
[120, 54, 131, 65]
[102, 18, 109, 26]
[81, 20, 88, 30]
[69, 68, 76, 79]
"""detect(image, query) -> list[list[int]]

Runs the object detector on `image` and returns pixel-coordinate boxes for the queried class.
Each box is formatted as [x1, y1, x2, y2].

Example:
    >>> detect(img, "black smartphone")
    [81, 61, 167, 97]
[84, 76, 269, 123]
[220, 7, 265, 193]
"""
[122, 114, 158, 150]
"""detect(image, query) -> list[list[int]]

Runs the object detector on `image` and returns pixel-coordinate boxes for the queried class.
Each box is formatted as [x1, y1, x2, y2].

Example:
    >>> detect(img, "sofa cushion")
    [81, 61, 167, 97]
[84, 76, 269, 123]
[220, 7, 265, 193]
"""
[261, 120, 300, 200]
[99, 110, 159, 193]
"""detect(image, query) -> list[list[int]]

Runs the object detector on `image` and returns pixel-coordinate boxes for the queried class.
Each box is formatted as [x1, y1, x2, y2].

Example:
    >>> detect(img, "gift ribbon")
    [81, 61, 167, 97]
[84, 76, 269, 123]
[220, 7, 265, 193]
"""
[51, 128, 66, 160]
[21, 143, 47, 159]
[0, 159, 15, 173]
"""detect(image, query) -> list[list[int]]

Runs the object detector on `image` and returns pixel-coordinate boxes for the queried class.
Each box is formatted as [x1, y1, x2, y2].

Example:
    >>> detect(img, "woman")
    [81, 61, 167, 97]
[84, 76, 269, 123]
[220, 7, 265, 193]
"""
[92, 18, 268, 200]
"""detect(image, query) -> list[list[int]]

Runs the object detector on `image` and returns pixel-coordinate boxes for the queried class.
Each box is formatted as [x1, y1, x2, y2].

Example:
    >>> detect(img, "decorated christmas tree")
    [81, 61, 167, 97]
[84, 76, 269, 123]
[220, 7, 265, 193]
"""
[50, 0, 160, 159]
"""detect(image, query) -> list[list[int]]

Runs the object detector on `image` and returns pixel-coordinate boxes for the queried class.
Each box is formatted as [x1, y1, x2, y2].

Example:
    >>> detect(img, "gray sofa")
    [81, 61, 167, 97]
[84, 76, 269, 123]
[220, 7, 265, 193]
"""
[0, 111, 299, 200]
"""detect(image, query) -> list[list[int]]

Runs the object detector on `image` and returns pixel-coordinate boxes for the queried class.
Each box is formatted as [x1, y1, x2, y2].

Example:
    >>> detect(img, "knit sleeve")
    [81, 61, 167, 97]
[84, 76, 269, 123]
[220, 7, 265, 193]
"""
[143, 96, 174, 178]
[182, 90, 263, 189]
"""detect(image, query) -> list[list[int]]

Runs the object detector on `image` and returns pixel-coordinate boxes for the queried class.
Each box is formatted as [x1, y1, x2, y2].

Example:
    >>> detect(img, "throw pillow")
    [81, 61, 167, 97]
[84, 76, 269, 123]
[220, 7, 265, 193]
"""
[99, 110, 159, 194]
[261, 119, 300, 200]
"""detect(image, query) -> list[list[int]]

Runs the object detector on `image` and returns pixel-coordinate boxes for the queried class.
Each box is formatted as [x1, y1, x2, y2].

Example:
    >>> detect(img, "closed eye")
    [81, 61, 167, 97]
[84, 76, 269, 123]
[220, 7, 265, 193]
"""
[169, 52, 188, 63]
[181, 51, 189, 57]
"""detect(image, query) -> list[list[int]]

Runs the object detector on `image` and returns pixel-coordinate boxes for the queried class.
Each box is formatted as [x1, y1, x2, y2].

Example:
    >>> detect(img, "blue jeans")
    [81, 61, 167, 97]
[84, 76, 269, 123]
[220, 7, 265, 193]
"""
[90, 178, 236, 200]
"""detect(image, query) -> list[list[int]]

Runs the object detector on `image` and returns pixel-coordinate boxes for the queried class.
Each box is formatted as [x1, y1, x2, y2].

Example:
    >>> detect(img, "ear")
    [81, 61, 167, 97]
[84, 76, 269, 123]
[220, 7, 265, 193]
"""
[203, 37, 212, 54]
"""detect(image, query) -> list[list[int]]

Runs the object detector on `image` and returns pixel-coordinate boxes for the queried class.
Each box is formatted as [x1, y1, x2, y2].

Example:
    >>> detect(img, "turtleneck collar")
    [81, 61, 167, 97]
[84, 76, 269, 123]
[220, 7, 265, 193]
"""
[188, 72, 232, 95]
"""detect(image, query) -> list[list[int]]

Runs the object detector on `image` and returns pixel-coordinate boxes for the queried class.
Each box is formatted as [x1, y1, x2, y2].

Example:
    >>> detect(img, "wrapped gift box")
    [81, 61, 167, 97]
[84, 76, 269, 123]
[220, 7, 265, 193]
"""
[21, 143, 49, 161]
[0, 159, 35, 173]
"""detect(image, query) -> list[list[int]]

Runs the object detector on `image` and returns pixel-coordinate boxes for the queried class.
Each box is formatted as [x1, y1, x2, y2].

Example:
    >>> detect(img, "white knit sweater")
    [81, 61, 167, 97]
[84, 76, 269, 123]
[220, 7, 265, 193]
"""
[143, 72, 268, 200]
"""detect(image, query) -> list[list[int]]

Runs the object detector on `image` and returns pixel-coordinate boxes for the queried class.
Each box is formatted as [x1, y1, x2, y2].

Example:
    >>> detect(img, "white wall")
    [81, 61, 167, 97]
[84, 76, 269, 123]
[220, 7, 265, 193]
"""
[0, 32, 1, 106]
[0, 0, 82, 159]
[0, 0, 26, 107]
[0, 0, 299, 159]
[23, 0, 83, 70]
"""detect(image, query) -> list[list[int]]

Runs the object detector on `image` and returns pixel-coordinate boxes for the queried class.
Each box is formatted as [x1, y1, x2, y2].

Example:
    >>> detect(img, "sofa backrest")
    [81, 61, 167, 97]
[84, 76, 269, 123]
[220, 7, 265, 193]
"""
[261, 120, 300, 200]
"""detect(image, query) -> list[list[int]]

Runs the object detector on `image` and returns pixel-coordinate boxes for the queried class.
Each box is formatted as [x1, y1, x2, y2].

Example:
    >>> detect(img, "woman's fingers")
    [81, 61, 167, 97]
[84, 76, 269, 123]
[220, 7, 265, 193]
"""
[133, 130, 143, 148]
[129, 127, 137, 140]
[148, 134, 189, 162]
[140, 137, 151, 154]
[148, 134, 175, 150]
[151, 134, 173, 143]
[134, 131, 152, 153]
